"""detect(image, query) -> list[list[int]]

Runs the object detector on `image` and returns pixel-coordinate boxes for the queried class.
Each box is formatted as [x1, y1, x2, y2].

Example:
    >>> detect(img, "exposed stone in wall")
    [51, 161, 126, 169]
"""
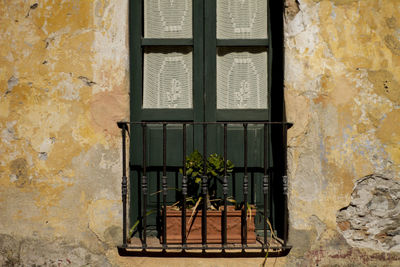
[337, 174, 400, 252]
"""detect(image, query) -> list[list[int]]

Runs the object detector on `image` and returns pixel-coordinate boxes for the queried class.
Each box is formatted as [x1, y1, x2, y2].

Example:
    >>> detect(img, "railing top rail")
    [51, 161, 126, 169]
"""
[118, 121, 293, 127]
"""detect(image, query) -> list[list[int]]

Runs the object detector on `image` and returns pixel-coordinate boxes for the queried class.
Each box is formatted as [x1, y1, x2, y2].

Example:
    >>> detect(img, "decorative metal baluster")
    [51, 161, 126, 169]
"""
[162, 123, 168, 249]
[222, 123, 228, 248]
[119, 122, 128, 247]
[116, 121, 293, 255]
[251, 172, 255, 205]
[283, 123, 289, 246]
[202, 123, 207, 249]
[263, 123, 269, 248]
[182, 124, 187, 248]
[243, 123, 248, 247]
[142, 123, 148, 249]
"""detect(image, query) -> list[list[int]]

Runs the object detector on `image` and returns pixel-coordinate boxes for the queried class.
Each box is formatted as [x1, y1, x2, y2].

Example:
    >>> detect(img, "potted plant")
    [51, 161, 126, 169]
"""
[163, 150, 256, 244]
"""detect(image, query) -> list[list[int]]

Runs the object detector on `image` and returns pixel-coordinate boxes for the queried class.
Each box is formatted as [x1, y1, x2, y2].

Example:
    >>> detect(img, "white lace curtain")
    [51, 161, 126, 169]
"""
[142, 0, 268, 110]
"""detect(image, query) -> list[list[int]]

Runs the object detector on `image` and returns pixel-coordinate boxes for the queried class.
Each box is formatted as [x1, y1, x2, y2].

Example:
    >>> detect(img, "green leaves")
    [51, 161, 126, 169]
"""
[182, 150, 235, 181]
[206, 153, 234, 177]
[178, 150, 235, 210]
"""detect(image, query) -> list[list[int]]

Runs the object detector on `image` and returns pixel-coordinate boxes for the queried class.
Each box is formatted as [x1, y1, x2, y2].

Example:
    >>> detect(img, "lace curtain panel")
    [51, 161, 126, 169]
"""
[144, 0, 193, 38]
[142, 0, 268, 110]
[217, 0, 268, 39]
[217, 47, 268, 109]
[143, 47, 193, 109]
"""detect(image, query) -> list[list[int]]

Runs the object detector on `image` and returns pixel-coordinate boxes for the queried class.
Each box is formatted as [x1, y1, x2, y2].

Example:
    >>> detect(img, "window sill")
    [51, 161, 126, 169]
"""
[118, 237, 291, 258]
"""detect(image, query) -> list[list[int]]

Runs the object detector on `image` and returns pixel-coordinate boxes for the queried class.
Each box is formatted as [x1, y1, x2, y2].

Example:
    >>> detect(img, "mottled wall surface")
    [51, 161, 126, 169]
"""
[285, 0, 400, 265]
[1, 0, 400, 266]
[0, 1, 129, 265]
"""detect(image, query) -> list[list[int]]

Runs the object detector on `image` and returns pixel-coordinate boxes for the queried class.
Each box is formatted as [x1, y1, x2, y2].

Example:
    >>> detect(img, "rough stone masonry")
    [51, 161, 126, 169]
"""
[337, 174, 400, 252]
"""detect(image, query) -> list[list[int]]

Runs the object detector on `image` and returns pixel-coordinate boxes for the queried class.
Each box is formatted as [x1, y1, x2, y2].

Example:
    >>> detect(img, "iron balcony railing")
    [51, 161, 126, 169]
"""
[117, 121, 292, 257]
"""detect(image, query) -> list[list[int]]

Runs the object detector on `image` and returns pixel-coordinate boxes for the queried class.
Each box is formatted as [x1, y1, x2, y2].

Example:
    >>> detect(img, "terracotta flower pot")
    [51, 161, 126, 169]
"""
[162, 206, 256, 244]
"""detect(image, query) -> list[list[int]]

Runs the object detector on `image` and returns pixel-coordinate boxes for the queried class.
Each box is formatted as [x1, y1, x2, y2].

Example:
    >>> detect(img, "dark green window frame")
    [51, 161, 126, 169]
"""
[127, 0, 288, 248]
[130, 0, 273, 123]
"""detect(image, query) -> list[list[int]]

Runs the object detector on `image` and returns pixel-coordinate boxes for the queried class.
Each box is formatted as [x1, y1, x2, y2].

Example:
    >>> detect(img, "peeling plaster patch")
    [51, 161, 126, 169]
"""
[294, 23, 319, 55]
[88, 199, 121, 244]
[310, 215, 327, 240]
[9, 158, 29, 187]
[9, 174, 18, 183]
[39, 137, 56, 154]
[6, 76, 18, 94]
[103, 225, 122, 246]
[384, 35, 400, 56]
[38, 152, 48, 161]
[286, 1, 317, 38]
[302, 74, 322, 98]
[337, 174, 400, 252]
[321, 104, 338, 138]
[376, 109, 400, 165]
[92, 0, 128, 94]
[386, 16, 397, 29]
[290, 105, 326, 202]
[368, 70, 400, 105]
[285, 0, 300, 21]
[286, 8, 306, 37]
[1, 121, 17, 145]
[16, 236, 111, 266]
[53, 73, 82, 100]
[284, 49, 305, 85]
[292, 152, 323, 201]
[312, 0, 359, 5]
[330, 123, 393, 178]
[98, 152, 119, 174]
[5, 52, 14, 62]
[70, 144, 120, 201]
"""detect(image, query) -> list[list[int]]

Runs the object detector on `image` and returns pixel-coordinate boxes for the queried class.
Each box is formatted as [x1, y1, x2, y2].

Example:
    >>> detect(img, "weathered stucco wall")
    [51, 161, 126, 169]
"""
[285, 0, 400, 265]
[1, 0, 400, 266]
[0, 1, 129, 265]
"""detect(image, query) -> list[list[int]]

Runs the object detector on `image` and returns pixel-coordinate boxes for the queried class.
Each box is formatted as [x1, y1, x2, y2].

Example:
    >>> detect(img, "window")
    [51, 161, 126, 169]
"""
[119, 0, 290, 256]
[131, 0, 271, 121]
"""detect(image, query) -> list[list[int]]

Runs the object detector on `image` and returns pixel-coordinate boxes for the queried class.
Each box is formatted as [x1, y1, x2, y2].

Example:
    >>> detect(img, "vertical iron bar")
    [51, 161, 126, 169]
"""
[162, 123, 168, 249]
[283, 124, 289, 246]
[222, 124, 228, 247]
[202, 123, 207, 249]
[142, 123, 148, 249]
[182, 124, 187, 248]
[232, 172, 236, 200]
[121, 123, 127, 247]
[263, 123, 269, 247]
[243, 123, 248, 247]
[251, 172, 255, 204]
[156, 171, 161, 235]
